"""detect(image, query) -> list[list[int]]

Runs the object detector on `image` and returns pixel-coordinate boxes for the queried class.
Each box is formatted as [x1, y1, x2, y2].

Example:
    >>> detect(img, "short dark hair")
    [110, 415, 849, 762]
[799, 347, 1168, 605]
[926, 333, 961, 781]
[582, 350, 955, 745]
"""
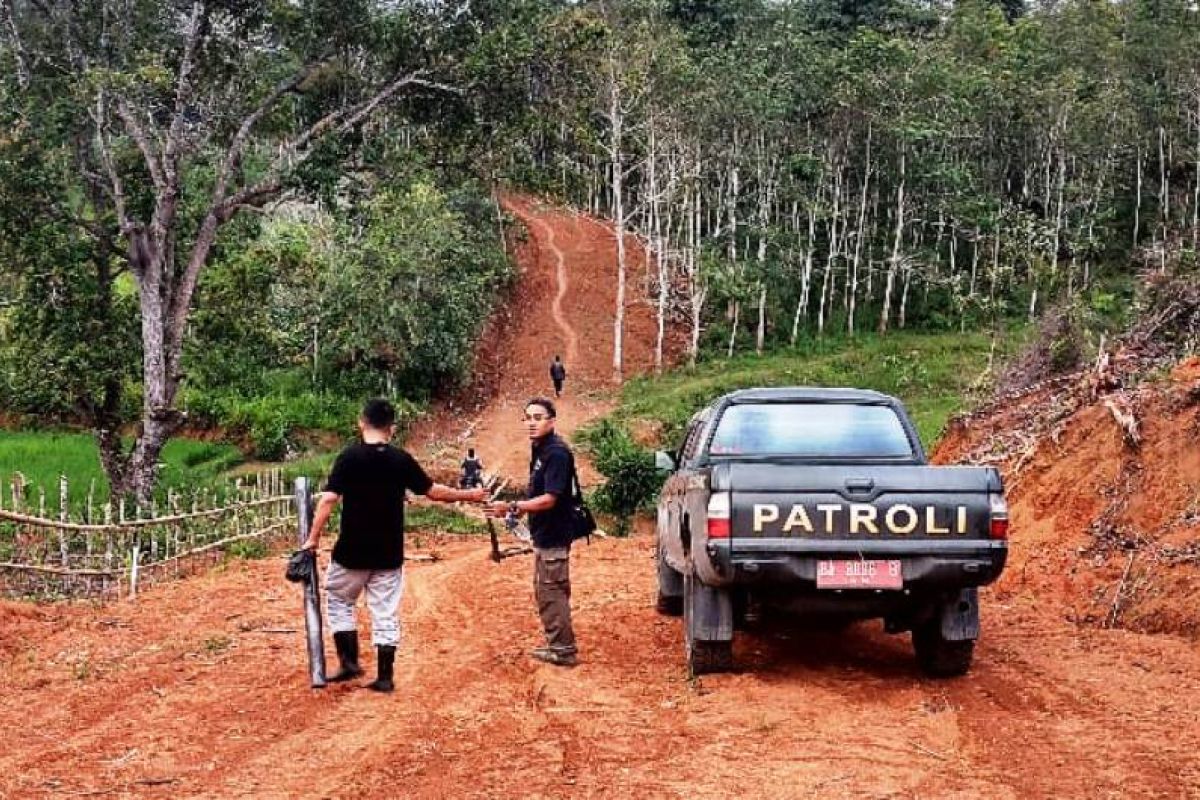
[526, 397, 557, 418]
[361, 398, 396, 430]
[467, 447, 476, 457]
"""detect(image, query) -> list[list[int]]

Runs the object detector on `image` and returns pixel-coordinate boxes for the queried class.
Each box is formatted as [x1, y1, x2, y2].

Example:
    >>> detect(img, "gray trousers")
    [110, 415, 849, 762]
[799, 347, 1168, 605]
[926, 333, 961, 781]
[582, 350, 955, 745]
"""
[534, 546, 576, 653]
[326, 561, 405, 647]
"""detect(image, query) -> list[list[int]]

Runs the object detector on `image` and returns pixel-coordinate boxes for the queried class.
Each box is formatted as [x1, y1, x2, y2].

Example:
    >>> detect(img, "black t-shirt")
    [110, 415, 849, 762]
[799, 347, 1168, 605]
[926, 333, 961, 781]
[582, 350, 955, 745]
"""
[527, 433, 574, 549]
[325, 442, 433, 570]
[550, 362, 566, 381]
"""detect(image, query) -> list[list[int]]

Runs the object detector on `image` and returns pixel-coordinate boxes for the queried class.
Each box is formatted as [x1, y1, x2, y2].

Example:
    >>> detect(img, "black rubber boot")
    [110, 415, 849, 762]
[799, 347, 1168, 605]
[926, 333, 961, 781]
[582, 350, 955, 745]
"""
[366, 645, 396, 693]
[329, 631, 364, 682]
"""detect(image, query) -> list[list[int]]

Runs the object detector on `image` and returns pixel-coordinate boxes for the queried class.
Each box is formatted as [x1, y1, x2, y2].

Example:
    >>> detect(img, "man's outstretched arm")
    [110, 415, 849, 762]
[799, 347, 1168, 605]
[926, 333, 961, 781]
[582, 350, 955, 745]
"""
[426, 483, 488, 503]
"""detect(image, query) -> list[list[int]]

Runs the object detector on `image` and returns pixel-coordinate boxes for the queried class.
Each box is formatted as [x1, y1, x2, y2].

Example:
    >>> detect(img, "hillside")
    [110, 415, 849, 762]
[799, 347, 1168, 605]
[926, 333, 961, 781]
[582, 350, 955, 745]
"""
[936, 355, 1200, 636]
[407, 193, 681, 484]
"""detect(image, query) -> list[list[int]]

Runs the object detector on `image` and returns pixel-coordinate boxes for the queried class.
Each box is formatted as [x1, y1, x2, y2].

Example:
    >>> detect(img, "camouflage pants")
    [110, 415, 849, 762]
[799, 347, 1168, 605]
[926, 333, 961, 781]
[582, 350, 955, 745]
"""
[534, 546, 576, 653]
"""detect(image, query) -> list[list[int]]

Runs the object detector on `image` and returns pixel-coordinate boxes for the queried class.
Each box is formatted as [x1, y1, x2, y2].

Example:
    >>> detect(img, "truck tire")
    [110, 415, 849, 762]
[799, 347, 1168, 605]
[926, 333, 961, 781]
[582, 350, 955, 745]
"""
[655, 539, 684, 616]
[912, 620, 975, 678]
[689, 638, 733, 676]
[683, 572, 733, 676]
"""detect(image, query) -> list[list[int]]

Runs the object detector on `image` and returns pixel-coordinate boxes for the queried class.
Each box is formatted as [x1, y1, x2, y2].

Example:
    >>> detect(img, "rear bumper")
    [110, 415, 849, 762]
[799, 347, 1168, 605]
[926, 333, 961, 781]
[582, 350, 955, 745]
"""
[702, 538, 1007, 591]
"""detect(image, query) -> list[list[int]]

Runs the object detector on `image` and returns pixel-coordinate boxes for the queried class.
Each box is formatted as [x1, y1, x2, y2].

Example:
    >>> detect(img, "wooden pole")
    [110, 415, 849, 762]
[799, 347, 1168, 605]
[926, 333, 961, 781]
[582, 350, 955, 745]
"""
[295, 478, 326, 688]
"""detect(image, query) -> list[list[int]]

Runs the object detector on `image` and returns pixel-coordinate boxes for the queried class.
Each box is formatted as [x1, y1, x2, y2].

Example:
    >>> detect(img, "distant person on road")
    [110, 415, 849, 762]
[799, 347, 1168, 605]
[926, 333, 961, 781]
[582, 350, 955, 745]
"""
[460, 447, 484, 489]
[486, 397, 579, 667]
[550, 355, 567, 397]
[302, 398, 487, 692]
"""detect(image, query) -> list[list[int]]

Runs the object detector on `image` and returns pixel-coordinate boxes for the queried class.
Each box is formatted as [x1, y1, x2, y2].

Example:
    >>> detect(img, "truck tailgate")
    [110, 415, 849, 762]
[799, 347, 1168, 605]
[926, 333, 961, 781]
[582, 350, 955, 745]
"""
[724, 463, 1001, 542]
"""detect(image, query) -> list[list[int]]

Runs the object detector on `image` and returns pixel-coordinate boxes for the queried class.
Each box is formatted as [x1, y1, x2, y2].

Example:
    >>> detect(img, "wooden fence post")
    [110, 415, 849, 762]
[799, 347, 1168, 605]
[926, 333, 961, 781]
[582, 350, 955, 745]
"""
[129, 547, 140, 599]
[59, 475, 69, 568]
[104, 501, 113, 571]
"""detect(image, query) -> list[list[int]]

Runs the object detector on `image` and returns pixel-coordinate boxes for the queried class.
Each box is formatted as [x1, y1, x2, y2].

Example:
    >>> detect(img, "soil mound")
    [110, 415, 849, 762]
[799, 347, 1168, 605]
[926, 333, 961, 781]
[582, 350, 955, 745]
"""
[935, 354, 1200, 636]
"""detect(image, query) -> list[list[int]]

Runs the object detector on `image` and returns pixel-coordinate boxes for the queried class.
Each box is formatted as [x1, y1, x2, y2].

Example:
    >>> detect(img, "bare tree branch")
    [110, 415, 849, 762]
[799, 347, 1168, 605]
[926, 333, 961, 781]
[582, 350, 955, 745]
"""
[162, 1, 207, 188]
[168, 71, 459, 361]
[113, 98, 167, 193]
[210, 59, 328, 209]
[90, 93, 131, 235]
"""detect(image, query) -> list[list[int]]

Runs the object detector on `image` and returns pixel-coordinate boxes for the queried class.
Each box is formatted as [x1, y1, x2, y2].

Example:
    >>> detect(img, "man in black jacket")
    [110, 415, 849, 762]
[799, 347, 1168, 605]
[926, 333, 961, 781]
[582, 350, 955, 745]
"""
[549, 355, 566, 398]
[486, 397, 578, 667]
[302, 399, 487, 692]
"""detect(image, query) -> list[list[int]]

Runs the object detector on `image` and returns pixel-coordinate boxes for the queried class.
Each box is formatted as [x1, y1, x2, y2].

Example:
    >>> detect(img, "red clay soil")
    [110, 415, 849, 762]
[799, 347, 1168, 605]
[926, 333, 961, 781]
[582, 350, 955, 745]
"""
[407, 193, 681, 486]
[935, 355, 1200, 638]
[4, 208, 1200, 797]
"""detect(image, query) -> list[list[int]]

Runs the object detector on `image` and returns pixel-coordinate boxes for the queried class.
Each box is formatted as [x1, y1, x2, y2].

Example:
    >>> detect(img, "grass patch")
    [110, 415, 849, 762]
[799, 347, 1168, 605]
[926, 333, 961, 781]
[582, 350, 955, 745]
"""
[406, 504, 485, 535]
[0, 430, 244, 510]
[180, 369, 424, 460]
[604, 329, 1029, 451]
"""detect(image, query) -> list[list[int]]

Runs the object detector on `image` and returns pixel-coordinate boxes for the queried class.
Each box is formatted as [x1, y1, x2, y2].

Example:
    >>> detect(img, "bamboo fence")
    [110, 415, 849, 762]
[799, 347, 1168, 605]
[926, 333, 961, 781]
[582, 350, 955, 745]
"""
[0, 469, 298, 600]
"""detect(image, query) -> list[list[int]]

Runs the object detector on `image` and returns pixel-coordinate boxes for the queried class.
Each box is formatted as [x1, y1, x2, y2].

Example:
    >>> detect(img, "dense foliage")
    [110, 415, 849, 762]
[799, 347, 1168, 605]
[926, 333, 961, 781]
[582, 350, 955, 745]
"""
[491, 0, 1200, 364]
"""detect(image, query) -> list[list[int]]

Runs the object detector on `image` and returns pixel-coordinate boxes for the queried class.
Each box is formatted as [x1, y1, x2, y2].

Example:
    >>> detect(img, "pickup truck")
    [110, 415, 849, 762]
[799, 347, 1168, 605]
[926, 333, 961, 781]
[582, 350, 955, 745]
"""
[654, 388, 1008, 677]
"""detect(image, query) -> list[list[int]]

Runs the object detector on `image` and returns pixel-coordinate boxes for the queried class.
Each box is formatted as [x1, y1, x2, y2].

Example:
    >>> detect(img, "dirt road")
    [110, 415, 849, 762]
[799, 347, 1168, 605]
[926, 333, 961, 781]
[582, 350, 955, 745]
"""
[3, 531, 1200, 799]
[2, 197, 1199, 798]
[407, 194, 666, 484]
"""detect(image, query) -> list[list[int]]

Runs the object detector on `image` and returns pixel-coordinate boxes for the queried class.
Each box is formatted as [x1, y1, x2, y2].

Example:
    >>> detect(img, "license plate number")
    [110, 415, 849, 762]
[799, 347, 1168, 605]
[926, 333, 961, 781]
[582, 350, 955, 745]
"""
[816, 559, 903, 590]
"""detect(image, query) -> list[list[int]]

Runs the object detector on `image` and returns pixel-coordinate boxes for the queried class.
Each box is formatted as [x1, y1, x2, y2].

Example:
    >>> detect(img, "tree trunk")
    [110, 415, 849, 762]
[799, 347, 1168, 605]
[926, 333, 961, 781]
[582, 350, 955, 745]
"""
[1194, 89, 1200, 252]
[727, 301, 739, 358]
[1134, 143, 1142, 248]
[848, 123, 872, 336]
[793, 207, 816, 345]
[1159, 125, 1169, 231]
[818, 160, 842, 337]
[880, 145, 905, 335]
[688, 145, 704, 367]
[648, 122, 665, 374]
[755, 284, 767, 355]
[608, 57, 626, 384]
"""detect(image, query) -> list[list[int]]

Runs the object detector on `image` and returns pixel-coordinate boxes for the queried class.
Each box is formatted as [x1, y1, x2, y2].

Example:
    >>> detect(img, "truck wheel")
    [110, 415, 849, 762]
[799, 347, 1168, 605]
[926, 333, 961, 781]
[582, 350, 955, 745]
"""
[912, 620, 975, 678]
[655, 539, 684, 616]
[683, 572, 733, 676]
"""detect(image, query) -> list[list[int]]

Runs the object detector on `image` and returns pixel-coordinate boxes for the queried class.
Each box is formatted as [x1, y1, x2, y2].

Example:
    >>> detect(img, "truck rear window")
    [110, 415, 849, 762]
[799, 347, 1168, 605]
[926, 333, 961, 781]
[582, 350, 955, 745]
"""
[708, 403, 914, 459]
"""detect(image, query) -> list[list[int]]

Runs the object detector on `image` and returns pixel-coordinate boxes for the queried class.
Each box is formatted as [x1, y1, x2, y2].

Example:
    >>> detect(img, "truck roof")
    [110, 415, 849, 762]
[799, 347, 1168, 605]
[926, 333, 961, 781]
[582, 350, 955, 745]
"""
[720, 387, 899, 405]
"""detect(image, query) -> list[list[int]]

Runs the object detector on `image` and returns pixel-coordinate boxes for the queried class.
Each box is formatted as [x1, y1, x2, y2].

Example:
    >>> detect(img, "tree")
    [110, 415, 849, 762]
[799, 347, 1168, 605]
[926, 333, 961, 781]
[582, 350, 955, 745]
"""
[1, 0, 460, 500]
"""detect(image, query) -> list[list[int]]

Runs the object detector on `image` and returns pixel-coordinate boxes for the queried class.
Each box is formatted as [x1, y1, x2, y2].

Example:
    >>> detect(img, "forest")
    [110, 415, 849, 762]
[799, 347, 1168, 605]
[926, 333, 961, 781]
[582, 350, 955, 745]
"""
[1, 0, 1198, 499]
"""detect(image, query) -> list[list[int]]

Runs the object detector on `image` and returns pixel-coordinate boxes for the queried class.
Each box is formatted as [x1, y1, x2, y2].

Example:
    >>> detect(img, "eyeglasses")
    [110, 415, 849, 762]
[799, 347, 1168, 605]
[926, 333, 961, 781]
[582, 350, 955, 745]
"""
[523, 414, 551, 422]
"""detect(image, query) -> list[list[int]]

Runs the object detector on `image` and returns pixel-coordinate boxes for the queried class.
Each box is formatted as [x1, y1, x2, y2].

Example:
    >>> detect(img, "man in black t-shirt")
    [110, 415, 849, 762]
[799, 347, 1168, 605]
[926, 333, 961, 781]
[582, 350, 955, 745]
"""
[302, 398, 487, 692]
[486, 397, 578, 667]
[549, 355, 566, 397]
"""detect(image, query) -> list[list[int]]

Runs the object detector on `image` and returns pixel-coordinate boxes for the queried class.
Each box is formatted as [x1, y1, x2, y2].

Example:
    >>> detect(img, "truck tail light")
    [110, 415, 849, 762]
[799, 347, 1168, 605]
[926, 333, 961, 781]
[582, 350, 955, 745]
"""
[988, 493, 1009, 540]
[707, 493, 731, 540]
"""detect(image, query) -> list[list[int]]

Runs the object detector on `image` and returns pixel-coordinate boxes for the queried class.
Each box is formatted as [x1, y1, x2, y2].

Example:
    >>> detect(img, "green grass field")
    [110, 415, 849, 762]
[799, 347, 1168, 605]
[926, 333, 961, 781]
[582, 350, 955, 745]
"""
[0, 430, 247, 510]
[607, 329, 1028, 450]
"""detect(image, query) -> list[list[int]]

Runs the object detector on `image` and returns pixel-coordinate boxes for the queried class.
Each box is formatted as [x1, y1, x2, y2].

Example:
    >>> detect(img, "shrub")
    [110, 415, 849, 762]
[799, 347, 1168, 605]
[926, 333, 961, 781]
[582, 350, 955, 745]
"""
[579, 419, 665, 537]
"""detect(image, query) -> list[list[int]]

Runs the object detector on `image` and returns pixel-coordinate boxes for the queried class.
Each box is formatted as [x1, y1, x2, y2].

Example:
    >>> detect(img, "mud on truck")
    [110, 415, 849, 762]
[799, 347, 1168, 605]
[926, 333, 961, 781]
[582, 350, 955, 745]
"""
[654, 388, 1009, 677]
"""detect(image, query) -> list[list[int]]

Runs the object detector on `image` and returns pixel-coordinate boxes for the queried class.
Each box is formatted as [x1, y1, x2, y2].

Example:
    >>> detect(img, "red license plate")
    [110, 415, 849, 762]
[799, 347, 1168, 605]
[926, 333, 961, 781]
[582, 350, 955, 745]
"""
[816, 559, 903, 590]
